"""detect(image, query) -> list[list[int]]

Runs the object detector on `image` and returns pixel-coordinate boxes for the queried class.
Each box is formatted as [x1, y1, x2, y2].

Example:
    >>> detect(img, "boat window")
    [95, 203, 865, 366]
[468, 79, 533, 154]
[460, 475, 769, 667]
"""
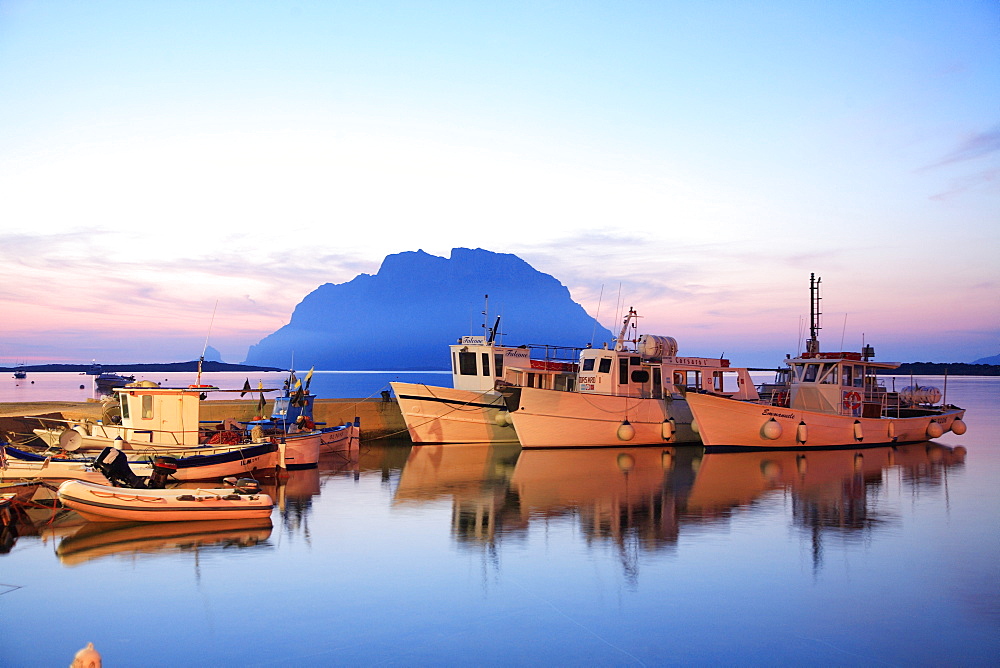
[652, 367, 662, 398]
[803, 364, 819, 382]
[854, 365, 865, 387]
[630, 356, 641, 366]
[820, 363, 838, 383]
[598, 358, 612, 374]
[481, 353, 490, 376]
[452, 352, 457, 375]
[458, 351, 478, 376]
[121, 398, 130, 420]
[527, 372, 535, 388]
[631, 369, 650, 383]
[841, 364, 853, 386]
[582, 358, 595, 371]
[494, 354, 503, 378]
[619, 358, 629, 384]
[141, 395, 153, 419]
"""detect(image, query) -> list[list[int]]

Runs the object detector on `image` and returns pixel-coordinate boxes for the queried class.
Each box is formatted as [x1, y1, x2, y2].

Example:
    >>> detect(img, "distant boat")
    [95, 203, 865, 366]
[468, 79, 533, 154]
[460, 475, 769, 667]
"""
[684, 274, 968, 450]
[57, 478, 274, 522]
[13, 364, 26, 379]
[94, 372, 135, 391]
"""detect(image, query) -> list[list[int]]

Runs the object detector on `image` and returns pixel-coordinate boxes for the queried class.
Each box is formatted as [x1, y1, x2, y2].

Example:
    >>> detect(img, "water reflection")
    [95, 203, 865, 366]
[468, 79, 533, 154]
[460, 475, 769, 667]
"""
[388, 442, 967, 573]
[55, 518, 273, 566]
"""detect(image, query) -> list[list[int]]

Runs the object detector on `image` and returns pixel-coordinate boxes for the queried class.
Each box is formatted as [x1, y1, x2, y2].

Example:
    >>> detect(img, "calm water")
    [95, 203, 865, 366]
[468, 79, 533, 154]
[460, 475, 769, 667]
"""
[2, 376, 998, 666]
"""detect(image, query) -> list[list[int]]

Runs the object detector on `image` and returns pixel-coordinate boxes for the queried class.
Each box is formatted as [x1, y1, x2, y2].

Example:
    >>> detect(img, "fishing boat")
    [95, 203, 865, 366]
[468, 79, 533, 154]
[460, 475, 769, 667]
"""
[4, 441, 281, 482]
[1, 443, 155, 484]
[13, 364, 27, 379]
[684, 274, 968, 451]
[390, 316, 582, 444]
[57, 478, 274, 522]
[498, 308, 759, 448]
[31, 371, 353, 469]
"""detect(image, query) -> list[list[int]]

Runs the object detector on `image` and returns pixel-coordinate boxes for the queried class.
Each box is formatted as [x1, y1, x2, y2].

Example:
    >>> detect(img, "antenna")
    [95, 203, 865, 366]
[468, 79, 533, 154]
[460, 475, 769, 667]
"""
[197, 300, 219, 386]
[481, 294, 489, 334]
[806, 273, 822, 355]
[591, 284, 604, 347]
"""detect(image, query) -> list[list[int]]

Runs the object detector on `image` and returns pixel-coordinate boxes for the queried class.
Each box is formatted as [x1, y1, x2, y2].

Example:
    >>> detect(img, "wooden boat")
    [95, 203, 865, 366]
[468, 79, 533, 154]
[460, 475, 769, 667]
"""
[498, 308, 759, 448]
[684, 275, 968, 450]
[57, 478, 274, 522]
[2, 444, 154, 484]
[32, 372, 358, 469]
[391, 315, 582, 444]
[4, 442, 281, 482]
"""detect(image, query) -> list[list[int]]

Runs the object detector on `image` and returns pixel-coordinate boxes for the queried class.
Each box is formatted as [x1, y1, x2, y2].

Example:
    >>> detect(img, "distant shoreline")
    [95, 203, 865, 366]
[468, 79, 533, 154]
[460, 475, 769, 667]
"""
[3, 361, 997, 375]
[1, 361, 284, 373]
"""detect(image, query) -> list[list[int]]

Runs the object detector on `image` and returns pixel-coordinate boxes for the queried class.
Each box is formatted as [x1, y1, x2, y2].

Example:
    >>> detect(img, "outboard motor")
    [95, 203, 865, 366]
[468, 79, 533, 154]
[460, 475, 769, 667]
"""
[93, 447, 147, 488]
[148, 456, 178, 489]
[233, 478, 261, 495]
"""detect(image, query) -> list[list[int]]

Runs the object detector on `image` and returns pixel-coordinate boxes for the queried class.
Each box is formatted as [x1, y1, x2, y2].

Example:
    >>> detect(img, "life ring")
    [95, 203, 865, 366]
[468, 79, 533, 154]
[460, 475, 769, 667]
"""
[842, 391, 862, 412]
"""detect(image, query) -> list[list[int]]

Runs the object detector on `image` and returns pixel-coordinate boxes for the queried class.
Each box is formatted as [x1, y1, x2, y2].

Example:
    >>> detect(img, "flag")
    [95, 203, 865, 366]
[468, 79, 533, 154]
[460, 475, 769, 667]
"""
[257, 392, 266, 416]
[304, 366, 314, 392]
[240, 379, 252, 397]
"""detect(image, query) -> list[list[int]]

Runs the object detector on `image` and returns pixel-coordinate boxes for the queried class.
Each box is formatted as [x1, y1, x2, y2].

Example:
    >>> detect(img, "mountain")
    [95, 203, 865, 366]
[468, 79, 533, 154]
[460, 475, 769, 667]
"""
[244, 248, 615, 370]
[973, 353, 1000, 365]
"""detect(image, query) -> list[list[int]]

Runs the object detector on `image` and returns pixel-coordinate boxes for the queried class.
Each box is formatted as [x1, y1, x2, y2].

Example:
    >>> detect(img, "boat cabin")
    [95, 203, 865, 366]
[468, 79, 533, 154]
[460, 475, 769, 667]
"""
[114, 385, 207, 447]
[783, 351, 898, 418]
[451, 337, 581, 392]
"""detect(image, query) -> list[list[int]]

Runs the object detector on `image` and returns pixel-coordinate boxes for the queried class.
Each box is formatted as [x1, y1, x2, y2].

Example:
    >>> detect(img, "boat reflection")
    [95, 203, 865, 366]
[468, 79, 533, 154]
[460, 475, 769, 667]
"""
[54, 517, 273, 566]
[394, 444, 523, 544]
[390, 442, 967, 570]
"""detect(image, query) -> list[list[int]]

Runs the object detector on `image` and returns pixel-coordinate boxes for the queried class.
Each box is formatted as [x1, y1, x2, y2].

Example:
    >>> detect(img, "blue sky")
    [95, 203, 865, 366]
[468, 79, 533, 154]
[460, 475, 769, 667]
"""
[0, 1, 997, 367]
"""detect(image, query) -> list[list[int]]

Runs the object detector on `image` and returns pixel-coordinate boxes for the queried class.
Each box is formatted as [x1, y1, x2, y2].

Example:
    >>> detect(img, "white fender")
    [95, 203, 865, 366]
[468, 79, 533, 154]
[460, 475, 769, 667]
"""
[661, 418, 675, 440]
[494, 412, 510, 427]
[760, 418, 782, 440]
[951, 419, 967, 435]
[795, 421, 808, 444]
[887, 420, 895, 440]
[853, 420, 863, 442]
[926, 421, 944, 439]
[617, 420, 635, 442]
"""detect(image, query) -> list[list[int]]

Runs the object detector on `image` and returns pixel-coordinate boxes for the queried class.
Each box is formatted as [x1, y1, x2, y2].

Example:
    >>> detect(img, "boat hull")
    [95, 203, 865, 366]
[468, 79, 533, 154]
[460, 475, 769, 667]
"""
[57, 479, 274, 522]
[685, 392, 967, 450]
[504, 386, 698, 448]
[391, 382, 517, 445]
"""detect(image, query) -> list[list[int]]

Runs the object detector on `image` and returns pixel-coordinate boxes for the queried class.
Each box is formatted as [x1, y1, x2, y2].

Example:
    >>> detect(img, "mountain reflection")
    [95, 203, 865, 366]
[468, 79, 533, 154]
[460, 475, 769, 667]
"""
[390, 442, 967, 572]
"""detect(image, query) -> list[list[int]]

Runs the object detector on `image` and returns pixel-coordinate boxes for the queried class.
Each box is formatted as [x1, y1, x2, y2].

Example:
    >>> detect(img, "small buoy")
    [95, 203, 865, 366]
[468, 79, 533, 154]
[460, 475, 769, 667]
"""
[795, 421, 808, 444]
[616, 452, 635, 472]
[70, 642, 102, 668]
[926, 421, 944, 439]
[951, 419, 967, 435]
[617, 419, 635, 441]
[761, 418, 782, 440]
[661, 418, 675, 441]
[853, 420, 863, 442]
[79, 384, 85, 389]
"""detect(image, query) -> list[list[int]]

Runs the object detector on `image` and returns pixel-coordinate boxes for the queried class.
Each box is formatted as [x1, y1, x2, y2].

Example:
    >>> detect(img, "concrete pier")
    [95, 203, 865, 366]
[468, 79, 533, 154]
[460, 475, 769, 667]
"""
[0, 397, 412, 443]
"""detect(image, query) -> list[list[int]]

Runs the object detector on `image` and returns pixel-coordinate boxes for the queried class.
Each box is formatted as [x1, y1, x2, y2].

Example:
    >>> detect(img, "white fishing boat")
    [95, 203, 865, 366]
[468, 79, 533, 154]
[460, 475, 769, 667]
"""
[684, 274, 968, 450]
[57, 478, 274, 522]
[499, 308, 759, 448]
[31, 372, 352, 469]
[390, 316, 581, 444]
[1, 444, 155, 483]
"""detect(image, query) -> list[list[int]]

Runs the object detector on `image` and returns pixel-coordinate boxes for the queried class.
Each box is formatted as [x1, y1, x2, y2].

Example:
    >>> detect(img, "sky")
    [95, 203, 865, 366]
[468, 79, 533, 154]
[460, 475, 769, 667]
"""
[1, 1, 997, 368]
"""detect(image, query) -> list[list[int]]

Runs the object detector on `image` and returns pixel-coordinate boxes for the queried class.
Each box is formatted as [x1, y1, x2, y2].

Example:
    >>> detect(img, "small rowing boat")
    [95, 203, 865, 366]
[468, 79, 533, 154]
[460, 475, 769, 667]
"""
[57, 478, 274, 522]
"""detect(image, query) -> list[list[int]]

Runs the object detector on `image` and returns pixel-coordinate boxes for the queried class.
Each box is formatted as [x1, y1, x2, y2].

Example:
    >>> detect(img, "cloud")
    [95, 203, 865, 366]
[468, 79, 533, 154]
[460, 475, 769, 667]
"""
[925, 125, 1000, 170]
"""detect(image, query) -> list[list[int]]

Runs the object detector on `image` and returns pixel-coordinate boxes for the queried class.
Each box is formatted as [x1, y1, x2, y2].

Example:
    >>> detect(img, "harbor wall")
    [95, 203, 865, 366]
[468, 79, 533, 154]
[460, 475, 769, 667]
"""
[0, 397, 411, 443]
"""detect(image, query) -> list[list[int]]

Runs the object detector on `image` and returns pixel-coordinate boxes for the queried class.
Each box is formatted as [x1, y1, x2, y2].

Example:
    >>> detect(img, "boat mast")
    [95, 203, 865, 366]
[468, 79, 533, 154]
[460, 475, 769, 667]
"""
[806, 274, 822, 355]
[614, 307, 638, 351]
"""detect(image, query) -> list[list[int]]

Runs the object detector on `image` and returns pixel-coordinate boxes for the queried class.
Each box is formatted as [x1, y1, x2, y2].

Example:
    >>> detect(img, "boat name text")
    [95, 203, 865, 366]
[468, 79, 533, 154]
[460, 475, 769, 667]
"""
[761, 409, 795, 419]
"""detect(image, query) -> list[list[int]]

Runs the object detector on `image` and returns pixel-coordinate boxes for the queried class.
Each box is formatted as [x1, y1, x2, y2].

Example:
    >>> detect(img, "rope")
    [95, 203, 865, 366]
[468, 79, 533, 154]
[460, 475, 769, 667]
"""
[380, 384, 503, 441]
